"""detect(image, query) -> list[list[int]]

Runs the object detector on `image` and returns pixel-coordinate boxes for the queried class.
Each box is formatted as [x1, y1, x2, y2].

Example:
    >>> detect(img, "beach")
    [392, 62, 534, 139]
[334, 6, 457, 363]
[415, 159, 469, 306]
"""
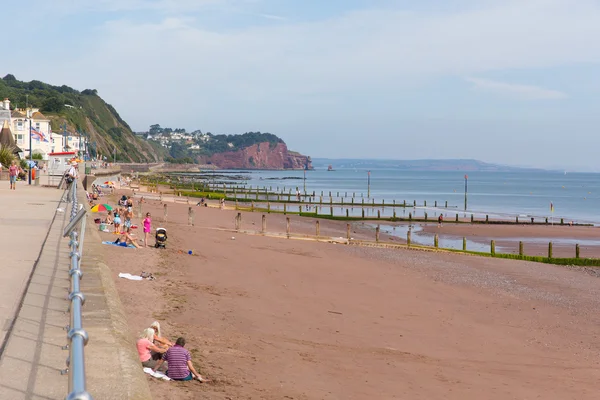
[97, 191, 600, 399]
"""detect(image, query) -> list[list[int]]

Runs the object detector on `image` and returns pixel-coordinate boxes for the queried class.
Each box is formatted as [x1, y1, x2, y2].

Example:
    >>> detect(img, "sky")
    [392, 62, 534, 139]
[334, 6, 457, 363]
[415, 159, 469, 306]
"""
[2, 0, 600, 170]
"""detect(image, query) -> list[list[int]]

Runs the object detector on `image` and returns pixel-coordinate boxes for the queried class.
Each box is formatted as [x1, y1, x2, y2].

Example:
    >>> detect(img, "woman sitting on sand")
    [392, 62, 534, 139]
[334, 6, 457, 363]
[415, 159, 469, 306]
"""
[137, 328, 167, 370]
[114, 232, 141, 248]
[150, 321, 174, 349]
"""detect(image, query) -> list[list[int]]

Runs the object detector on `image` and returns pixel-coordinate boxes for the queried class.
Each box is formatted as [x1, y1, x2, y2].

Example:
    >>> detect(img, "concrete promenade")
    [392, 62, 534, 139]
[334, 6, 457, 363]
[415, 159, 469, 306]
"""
[0, 180, 151, 399]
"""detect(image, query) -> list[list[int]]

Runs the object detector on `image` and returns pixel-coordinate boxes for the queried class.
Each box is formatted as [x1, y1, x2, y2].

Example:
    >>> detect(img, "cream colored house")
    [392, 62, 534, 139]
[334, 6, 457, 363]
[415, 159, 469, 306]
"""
[11, 108, 53, 160]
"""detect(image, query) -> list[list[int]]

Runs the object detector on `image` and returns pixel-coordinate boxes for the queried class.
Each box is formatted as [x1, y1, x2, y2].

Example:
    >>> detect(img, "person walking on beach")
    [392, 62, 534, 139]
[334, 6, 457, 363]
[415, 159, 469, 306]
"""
[143, 212, 152, 248]
[438, 214, 444, 227]
[124, 206, 133, 234]
[9, 160, 18, 190]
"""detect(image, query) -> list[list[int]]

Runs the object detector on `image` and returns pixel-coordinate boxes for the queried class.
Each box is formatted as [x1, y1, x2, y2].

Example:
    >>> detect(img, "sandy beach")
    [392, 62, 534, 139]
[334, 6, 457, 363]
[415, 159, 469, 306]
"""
[95, 190, 600, 399]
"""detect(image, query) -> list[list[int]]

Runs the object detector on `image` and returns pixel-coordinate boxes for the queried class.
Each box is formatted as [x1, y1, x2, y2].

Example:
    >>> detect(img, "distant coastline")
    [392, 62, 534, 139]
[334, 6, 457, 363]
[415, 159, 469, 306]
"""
[311, 158, 555, 173]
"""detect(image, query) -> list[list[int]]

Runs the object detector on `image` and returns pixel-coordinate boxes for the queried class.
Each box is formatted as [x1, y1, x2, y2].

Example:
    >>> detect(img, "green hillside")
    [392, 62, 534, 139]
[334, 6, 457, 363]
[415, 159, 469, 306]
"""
[0, 74, 164, 162]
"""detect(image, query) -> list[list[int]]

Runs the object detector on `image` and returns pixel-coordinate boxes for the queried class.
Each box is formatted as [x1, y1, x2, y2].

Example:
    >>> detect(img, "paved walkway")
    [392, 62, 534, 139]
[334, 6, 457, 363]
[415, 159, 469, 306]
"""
[0, 180, 151, 399]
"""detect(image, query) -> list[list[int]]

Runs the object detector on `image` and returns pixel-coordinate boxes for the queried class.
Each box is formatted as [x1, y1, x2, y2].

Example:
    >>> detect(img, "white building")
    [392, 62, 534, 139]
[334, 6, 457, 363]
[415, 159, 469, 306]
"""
[10, 106, 54, 160]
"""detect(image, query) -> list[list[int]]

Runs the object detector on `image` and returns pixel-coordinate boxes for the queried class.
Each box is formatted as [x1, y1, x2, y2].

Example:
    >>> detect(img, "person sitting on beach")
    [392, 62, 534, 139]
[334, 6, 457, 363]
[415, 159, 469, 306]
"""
[150, 321, 174, 349]
[153, 337, 206, 382]
[105, 211, 114, 225]
[137, 328, 167, 370]
[196, 198, 205, 207]
[114, 232, 141, 248]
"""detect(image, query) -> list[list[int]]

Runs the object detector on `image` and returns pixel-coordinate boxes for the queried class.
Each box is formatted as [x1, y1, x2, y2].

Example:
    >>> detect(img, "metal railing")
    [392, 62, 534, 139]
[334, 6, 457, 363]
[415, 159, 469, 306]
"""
[61, 179, 93, 400]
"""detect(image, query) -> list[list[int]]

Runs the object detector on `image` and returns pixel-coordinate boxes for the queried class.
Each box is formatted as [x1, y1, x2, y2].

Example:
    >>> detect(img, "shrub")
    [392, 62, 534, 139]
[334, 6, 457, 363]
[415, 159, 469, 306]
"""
[0, 145, 15, 167]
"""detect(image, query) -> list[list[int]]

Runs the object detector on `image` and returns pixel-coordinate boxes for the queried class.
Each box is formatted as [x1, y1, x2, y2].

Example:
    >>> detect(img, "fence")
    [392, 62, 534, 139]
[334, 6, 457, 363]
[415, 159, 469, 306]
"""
[231, 214, 600, 267]
[61, 178, 93, 400]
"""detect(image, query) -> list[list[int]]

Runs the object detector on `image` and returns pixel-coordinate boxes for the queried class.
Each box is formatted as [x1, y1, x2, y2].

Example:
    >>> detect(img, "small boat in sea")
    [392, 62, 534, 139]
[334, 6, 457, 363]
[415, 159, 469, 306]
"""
[327, 165, 335, 171]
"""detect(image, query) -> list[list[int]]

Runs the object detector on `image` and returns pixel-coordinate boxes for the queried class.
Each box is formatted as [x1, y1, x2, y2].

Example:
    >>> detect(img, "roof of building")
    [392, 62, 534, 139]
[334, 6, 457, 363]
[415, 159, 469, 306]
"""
[32, 111, 48, 120]
[0, 120, 22, 153]
[11, 110, 25, 118]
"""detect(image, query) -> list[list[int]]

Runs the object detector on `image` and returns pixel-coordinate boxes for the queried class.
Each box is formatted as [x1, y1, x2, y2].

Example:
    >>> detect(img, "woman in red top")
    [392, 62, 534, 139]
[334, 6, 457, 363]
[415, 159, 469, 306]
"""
[8, 160, 18, 190]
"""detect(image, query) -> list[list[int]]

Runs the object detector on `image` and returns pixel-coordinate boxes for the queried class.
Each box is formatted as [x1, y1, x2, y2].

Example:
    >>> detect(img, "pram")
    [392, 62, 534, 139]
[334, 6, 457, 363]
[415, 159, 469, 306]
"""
[155, 228, 167, 249]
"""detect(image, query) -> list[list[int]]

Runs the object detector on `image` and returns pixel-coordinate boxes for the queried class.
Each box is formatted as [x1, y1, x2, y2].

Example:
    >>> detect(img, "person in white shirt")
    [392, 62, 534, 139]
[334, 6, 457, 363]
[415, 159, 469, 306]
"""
[66, 161, 78, 184]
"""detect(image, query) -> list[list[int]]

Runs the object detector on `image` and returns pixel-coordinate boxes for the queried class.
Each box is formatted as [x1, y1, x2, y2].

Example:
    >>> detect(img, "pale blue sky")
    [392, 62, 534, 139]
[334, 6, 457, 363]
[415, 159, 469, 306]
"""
[3, 0, 600, 170]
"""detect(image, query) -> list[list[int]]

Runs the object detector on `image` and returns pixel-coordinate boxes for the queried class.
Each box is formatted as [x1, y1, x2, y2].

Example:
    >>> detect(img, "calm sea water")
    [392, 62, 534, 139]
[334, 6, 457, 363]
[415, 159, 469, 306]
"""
[209, 168, 600, 224]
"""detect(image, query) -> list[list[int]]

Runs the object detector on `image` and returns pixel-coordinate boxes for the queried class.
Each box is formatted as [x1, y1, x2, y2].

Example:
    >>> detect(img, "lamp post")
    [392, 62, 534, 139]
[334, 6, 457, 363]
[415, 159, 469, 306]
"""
[28, 109, 32, 185]
[303, 168, 306, 193]
[464, 174, 468, 211]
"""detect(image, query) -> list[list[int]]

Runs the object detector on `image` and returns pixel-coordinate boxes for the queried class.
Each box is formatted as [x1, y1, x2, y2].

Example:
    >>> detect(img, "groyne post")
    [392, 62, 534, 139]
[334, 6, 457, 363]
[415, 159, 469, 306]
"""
[346, 209, 349, 217]
[267, 202, 271, 213]
[163, 203, 167, 222]
[413, 200, 416, 207]
[375, 225, 380, 242]
[346, 224, 351, 240]
[491, 240, 496, 255]
[286, 217, 291, 238]
[362, 209, 365, 218]
[407, 230, 411, 247]
[424, 212, 428, 221]
[434, 234, 439, 248]
[445, 200, 448, 208]
[516, 216, 519, 224]
[188, 207, 194, 226]
[424, 200, 427, 207]
[251, 202, 255, 212]
[409, 212, 412, 222]
[434, 201, 437, 207]
[470, 214, 474, 223]
[283, 203, 286, 214]
[316, 220, 320, 236]
[462, 237, 466, 251]
[235, 213, 241, 231]
[486, 215, 489, 223]
[519, 241, 524, 256]
[377, 210, 381, 219]
[455, 214, 459, 222]
[299, 205, 302, 215]
[576, 243, 580, 258]
[393, 210, 396, 220]
[548, 242, 553, 258]
[560, 218, 564, 225]
[262, 215, 266, 234]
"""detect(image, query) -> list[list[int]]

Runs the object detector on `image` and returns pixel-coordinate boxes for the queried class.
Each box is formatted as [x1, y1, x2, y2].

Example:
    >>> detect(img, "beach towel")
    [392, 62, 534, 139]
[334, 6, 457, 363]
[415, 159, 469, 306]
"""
[118, 273, 144, 281]
[142, 368, 171, 381]
[102, 241, 136, 249]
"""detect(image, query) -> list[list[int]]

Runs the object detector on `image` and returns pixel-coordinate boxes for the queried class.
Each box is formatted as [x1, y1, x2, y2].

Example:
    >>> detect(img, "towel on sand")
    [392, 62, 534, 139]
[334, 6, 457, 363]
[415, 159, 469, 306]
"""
[102, 241, 136, 249]
[118, 273, 144, 281]
[143, 368, 171, 381]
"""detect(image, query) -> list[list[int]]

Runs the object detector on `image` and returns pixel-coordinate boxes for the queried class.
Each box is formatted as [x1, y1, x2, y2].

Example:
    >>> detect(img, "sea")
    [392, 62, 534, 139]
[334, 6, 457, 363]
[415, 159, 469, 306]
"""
[206, 168, 600, 225]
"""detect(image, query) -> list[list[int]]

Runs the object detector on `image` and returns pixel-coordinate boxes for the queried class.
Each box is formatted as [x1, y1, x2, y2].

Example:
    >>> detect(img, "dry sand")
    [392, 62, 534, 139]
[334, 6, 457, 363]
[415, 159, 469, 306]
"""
[96, 192, 600, 399]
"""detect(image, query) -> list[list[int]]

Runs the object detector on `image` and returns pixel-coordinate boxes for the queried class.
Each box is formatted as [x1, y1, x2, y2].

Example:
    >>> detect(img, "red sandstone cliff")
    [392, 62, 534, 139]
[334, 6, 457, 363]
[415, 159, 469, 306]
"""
[200, 142, 312, 170]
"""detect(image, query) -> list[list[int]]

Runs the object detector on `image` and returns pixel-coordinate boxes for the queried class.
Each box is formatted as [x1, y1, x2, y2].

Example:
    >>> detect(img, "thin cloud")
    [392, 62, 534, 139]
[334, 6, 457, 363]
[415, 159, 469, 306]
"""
[465, 77, 568, 100]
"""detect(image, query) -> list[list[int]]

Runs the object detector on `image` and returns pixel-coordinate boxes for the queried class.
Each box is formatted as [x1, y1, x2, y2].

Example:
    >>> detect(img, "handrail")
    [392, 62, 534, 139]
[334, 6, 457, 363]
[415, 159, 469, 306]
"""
[62, 179, 93, 400]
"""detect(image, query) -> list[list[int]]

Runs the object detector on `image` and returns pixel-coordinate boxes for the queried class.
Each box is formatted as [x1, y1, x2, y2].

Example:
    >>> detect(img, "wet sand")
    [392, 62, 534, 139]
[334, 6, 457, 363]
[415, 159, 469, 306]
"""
[97, 192, 600, 399]
[419, 223, 600, 258]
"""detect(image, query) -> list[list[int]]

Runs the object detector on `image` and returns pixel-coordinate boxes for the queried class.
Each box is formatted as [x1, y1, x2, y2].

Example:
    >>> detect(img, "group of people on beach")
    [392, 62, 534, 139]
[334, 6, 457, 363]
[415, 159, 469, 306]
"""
[136, 321, 206, 382]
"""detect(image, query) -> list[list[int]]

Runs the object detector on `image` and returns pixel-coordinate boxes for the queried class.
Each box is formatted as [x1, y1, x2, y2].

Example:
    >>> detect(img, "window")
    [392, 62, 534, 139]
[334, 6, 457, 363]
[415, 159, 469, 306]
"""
[17, 121, 23, 130]
[16, 134, 24, 144]
[35, 122, 41, 130]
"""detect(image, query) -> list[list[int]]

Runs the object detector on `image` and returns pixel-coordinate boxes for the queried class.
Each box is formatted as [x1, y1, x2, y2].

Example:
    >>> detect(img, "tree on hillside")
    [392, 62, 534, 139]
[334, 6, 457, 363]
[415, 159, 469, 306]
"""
[149, 124, 162, 135]
[42, 96, 65, 113]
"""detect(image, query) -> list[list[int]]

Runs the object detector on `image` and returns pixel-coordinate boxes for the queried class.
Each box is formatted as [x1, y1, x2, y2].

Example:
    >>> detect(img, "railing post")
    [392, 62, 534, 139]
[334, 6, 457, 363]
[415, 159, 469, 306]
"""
[64, 179, 92, 400]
